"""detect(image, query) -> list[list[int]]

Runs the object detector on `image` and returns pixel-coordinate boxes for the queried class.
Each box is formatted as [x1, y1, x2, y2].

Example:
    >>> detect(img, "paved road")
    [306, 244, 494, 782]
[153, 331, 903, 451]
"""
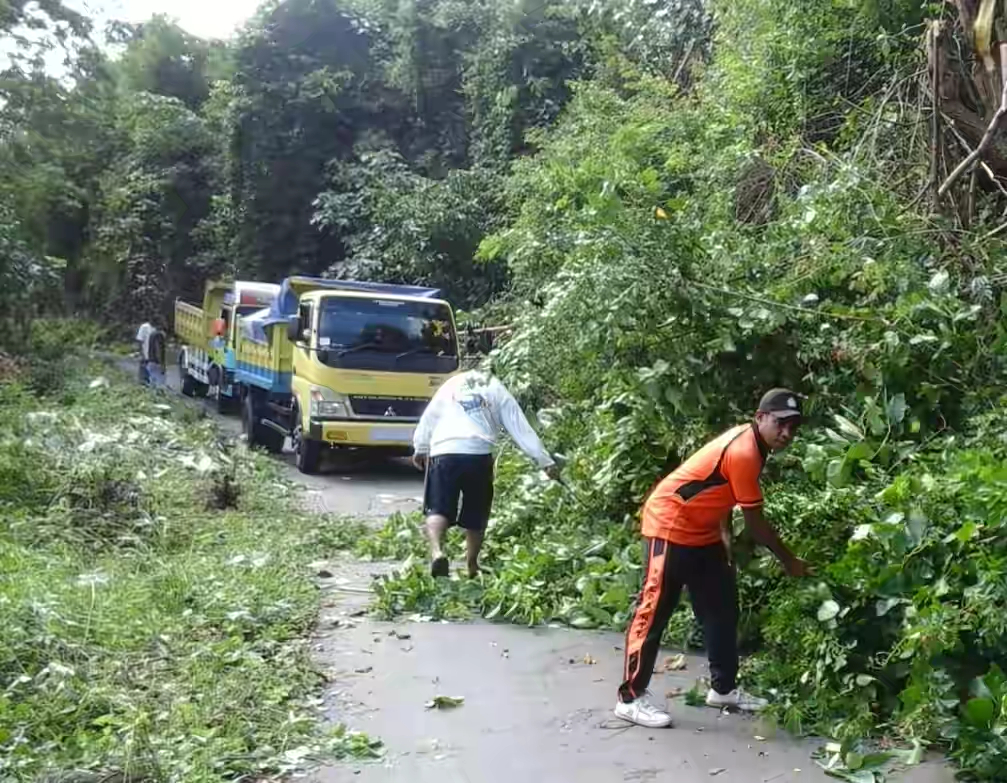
[307, 609, 954, 783]
[124, 353, 954, 783]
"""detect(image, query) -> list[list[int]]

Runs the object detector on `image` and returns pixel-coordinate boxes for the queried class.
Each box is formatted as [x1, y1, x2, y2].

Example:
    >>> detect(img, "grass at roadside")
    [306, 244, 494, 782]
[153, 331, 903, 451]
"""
[0, 356, 380, 782]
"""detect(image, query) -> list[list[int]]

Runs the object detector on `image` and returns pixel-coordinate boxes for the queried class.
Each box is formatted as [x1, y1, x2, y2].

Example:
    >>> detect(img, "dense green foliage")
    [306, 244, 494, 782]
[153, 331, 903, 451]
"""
[0, 353, 380, 780]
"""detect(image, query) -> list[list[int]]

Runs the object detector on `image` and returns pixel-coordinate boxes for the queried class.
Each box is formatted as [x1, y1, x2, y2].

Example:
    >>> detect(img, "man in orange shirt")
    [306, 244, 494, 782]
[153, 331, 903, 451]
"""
[614, 389, 812, 728]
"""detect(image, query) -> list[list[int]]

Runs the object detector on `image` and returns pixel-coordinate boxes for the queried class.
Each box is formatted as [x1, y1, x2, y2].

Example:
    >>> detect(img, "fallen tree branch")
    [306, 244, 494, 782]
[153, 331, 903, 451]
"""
[941, 111, 1007, 199]
[684, 279, 889, 325]
[939, 42, 1007, 197]
[928, 20, 943, 205]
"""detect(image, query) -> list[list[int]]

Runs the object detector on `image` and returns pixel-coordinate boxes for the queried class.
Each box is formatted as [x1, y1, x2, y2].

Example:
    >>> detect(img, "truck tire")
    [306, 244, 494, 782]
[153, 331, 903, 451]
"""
[291, 402, 321, 474]
[215, 386, 237, 415]
[260, 424, 284, 454]
[181, 372, 197, 397]
[243, 392, 284, 454]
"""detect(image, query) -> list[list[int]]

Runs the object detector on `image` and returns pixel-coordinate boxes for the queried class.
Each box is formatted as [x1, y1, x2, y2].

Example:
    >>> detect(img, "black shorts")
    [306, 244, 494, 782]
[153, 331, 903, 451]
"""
[423, 454, 495, 531]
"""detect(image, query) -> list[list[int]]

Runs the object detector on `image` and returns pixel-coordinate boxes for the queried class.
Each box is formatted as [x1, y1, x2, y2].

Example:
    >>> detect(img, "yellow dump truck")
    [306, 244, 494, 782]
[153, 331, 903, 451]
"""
[173, 280, 280, 410]
[234, 276, 459, 472]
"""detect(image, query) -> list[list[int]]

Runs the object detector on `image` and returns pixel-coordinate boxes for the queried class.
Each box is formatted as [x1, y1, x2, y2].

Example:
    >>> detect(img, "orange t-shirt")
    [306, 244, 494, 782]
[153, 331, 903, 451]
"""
[642, 423, 768, 546]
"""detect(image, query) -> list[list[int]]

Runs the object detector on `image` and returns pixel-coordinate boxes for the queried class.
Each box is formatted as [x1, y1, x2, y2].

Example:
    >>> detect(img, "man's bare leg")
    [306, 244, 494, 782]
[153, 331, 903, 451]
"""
[426, 514, 451, 577]
[465, 530, 485, 578]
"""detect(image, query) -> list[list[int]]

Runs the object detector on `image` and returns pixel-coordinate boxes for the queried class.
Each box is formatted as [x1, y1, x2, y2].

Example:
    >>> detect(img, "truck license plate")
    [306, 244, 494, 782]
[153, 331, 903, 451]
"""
[370, 426, 413, 443]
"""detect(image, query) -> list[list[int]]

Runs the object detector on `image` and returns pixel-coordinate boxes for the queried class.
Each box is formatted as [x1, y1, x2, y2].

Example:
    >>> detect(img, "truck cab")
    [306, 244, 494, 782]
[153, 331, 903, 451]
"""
[234, 277, 459, 473]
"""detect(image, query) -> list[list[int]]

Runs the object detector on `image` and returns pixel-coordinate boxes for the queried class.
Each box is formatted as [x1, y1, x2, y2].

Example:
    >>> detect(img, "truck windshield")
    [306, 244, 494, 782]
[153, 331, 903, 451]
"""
[316, 297, 458, 373]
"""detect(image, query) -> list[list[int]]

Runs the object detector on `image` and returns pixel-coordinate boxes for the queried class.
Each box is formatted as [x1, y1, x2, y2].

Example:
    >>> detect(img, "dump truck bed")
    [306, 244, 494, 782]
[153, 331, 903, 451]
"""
[174, 300, 208, 350]
[234, 314, 294, 394]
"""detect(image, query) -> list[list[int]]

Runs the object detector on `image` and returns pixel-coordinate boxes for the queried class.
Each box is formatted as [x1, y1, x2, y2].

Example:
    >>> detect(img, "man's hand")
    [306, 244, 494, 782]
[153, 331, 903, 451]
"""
[411, 453, 428, 471]
[783, 556, 814, 578]
[544, 464, 561, 482]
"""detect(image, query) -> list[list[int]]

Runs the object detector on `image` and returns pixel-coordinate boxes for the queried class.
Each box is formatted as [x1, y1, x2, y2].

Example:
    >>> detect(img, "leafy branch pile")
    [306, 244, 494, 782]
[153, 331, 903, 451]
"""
[362, 1, 1007, 779]
[0, 354, 379, 781]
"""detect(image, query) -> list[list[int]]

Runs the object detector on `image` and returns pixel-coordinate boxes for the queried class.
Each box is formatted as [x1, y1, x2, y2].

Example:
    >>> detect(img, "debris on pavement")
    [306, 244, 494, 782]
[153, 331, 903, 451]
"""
[425, 695, 465, 710]
[656, 653, 687, 672]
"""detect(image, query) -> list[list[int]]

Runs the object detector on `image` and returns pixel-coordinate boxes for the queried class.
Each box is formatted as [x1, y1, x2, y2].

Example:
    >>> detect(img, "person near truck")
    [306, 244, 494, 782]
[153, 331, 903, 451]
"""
[615, 389, 813, 729]
[412, 368, 560, 578]
[135, 320, 166, 386]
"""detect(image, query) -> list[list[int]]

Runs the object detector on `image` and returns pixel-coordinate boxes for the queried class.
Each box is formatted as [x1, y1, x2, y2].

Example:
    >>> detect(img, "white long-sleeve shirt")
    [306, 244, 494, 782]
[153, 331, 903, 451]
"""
[413, 370, 555, 468]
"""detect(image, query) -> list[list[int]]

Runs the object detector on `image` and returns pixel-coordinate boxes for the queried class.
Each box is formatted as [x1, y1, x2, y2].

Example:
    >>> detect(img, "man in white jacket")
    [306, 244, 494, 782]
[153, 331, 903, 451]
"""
[412, 368, 560, 578]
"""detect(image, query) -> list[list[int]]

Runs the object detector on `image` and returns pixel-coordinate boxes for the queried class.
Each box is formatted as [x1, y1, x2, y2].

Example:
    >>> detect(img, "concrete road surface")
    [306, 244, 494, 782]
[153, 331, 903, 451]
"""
[306, 598, 956, 783]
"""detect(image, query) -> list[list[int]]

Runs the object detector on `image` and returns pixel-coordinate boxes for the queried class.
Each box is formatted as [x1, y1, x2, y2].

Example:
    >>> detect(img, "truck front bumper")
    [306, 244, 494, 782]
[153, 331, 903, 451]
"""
[308, 419, 417, 448]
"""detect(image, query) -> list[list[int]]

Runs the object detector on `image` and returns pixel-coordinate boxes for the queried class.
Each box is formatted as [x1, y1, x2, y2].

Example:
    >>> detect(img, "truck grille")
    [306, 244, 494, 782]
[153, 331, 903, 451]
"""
[349, 396, 428, 419]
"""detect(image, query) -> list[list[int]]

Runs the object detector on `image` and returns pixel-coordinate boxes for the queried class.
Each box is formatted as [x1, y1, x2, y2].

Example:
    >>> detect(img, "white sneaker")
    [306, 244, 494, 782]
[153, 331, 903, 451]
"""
[706, 687, 768, 712]
[614, 692, 673, 728]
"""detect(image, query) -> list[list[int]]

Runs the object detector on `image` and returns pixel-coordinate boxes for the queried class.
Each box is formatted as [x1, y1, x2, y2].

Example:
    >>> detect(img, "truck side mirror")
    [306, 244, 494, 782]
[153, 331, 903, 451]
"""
[286, 318, 302, 343]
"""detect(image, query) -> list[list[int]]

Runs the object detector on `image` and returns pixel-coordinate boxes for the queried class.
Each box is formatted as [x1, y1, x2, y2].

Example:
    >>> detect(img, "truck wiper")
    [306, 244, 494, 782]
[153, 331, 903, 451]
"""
[333, 342, 380, 357]
[394, 347, 435, 361]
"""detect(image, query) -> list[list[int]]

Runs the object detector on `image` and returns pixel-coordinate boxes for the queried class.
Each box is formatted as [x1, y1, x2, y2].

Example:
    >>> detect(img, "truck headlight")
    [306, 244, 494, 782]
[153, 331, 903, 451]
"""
[313, 400, 348, 417]
[309, 387, 349, 418]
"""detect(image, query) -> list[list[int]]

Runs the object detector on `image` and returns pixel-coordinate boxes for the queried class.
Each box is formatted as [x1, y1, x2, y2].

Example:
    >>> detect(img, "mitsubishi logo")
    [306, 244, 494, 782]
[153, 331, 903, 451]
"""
[384, 406, 397, 417]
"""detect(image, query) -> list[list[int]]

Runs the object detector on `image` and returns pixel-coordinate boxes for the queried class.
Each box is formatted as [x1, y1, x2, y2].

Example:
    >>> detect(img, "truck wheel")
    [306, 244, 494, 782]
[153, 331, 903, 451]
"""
[215, 387, 236, 415]
[181, 373, 196, 397]
[243, 393, 284, 454]
[296, 435, 321, 474]
[242, 393, 261, 446]
[260, 427, 285, 454]
[291, 404, 321, 474]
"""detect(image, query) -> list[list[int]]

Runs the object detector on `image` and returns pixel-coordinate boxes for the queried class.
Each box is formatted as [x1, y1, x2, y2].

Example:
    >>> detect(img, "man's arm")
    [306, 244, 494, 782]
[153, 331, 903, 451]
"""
[411, 391, 444, 467]
[741, 506, 811, 576]
[496, 386, 555, 470]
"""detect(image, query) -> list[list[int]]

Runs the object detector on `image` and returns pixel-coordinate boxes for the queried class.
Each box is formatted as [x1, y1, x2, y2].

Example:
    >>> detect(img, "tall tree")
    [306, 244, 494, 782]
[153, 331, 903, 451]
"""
[84, 92, 216, 321]
[223, 0, 383, 280]
[111, 15, 230, 110]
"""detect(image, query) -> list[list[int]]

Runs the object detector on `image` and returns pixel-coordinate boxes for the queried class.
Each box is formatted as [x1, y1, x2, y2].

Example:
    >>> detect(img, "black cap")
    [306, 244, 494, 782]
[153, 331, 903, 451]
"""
[758, 388, 803, 420]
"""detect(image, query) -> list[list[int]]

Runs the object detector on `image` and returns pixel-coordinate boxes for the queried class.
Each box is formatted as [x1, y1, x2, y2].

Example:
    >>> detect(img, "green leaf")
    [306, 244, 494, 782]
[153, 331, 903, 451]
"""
[964, 697, 995, 728]
[983, 664, 1007, 701]
[821, 767, 878, 783]
[895, 740, 924, 766]
[833, 414, 865, 440]
[944, 521, 978, 543]
[827, 459, 848, 488]
[425, 695, 465, 710]
[886, 393, 907, 425]
[905, 509, 927, 546]
[845, 442, 873, 463]
[867, 409, 886, 437]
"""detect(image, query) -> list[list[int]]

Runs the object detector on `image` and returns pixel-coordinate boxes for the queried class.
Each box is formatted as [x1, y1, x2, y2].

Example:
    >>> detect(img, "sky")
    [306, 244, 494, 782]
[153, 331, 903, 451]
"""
[69, 0, 263, 40]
